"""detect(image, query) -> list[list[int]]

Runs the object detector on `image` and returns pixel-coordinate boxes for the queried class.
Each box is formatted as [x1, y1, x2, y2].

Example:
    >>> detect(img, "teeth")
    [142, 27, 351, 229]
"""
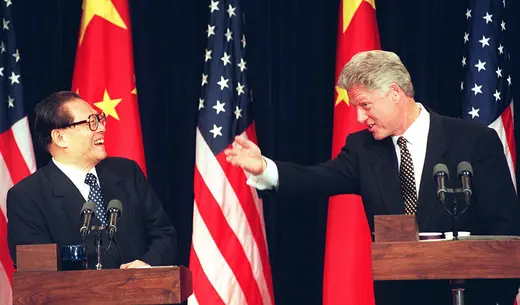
[94, 139, 104, 145]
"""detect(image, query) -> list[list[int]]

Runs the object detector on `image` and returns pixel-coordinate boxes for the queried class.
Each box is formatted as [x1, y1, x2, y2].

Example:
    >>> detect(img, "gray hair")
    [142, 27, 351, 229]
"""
[337, 50, 415, 97]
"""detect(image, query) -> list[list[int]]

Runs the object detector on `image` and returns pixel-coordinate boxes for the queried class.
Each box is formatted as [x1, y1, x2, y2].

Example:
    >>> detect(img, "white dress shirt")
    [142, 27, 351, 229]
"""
[247, 103, 431, 197]
[52, 158, 99, 201]
[391, 103, 430, 197]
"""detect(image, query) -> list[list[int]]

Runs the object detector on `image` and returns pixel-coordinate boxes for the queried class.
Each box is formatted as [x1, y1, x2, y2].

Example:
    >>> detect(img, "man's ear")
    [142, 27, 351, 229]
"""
[50, 129, 68, 148]
[389, 83, 402, 102]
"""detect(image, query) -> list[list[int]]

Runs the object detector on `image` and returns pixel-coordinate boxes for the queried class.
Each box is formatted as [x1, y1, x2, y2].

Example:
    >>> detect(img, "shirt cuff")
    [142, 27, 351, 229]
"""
[246, 157, 279, 190]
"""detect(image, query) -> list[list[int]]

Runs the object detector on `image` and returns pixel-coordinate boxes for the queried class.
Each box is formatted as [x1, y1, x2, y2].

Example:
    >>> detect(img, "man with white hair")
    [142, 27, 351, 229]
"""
[225, 50, 520, 305]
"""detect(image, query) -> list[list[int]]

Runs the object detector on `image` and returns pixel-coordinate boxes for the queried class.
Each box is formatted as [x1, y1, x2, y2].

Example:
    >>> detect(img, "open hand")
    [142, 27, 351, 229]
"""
[224, 136, 266, 175]
[120, 259, 150, 269]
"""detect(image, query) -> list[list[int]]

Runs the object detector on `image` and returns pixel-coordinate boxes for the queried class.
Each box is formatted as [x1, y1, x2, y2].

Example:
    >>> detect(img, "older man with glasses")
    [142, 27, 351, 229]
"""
[6, 91, 177, 270]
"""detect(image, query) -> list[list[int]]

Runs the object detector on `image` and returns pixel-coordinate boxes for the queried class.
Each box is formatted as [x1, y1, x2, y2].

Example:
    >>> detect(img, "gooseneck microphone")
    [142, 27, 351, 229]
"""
[80, 201, 96, 241]
[107, 199, 123, 241]
[433, 163, 449, 204]
[457, 161, 473, 206]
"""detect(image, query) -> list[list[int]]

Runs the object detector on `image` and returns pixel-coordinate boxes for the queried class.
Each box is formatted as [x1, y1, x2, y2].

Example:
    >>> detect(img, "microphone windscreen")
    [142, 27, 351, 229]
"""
[433, 163, 449, 179]
[107, 199, 123, 215]
[80, 201, 97, 216]
[457, 161, 473, 176]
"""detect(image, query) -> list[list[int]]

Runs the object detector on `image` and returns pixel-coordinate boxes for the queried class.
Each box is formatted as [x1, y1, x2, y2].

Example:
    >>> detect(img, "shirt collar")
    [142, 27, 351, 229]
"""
[52, 158, 99, 189]
[391, 103, 430, 146]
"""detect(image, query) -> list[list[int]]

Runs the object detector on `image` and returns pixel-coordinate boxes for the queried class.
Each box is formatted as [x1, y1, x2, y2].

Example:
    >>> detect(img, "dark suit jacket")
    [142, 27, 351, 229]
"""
[7, 157, 177, 269]
[273, 111, 520, 305]
[276, 111, 520, 235]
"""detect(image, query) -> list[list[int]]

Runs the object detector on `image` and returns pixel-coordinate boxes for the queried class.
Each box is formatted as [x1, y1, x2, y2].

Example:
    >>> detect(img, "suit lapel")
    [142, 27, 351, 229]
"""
[95, 161, 130, 264]
[96, 162, 128, 227]
[370, 137, 405, 214]
[417, 112, 448, 228]
[96, 161, 129, 237]
[43, 161, 85, 230]
[44, 159, 129, 266]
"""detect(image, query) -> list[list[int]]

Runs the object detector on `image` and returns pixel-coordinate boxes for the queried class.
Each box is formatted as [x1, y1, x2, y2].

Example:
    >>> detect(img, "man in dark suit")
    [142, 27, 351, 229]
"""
[7, 91, 176, 269]
[224, 50, 520, 304]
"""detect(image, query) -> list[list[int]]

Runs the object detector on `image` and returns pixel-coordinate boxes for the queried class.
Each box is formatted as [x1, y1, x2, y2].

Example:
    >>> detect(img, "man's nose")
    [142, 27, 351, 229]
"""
[97, 121, 106, 132]
[357, 108, 367, 124]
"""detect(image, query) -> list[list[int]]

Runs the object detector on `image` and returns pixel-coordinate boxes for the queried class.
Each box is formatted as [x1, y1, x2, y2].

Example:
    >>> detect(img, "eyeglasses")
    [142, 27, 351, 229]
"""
[61, 112, 106, 131]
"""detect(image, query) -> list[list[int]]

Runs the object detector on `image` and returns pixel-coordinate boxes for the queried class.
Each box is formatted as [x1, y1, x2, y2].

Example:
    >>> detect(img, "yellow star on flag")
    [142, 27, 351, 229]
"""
[335, 86, 349, 106]
[131, 87, 137, 95]
[94, 90, 122, 120]
[79, 0, 128, 45]
[342, 0, 376, 33]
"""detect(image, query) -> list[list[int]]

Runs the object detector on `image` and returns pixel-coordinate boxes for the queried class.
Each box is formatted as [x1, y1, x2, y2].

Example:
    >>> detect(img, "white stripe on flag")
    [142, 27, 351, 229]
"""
[240, 132, 269, 247]
[0, 154, 13, 216]
[488, 109, 516, 189]
[0, 263, 12, 305]
[188, 293, 200, 305]
[195, 129, 272, 305]
[12, 117, 36, 174]
[192, 201, 246, 305]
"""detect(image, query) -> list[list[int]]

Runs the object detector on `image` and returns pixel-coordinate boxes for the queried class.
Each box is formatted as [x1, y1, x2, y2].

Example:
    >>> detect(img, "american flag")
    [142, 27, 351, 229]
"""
[189, 1, 275, 304]
[460, 0, 516, 189]
[0, 1, 36, 304]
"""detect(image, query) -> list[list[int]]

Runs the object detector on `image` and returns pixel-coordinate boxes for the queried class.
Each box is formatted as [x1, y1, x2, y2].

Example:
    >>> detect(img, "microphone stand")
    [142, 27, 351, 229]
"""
[452, 193, 459, 240]
[437, 187, 471, 305]
[91, 225, 105, 270]
[439, 187, 469, 241]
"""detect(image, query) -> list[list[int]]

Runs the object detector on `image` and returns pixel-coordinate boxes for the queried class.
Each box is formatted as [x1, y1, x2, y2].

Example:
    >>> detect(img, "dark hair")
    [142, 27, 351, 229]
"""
[34, 91, 82, 151]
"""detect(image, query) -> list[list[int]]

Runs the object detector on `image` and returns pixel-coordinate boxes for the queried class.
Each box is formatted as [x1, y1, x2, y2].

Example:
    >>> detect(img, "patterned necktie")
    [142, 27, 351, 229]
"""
[397, 136, 418, 215]
[84, 173, 108, 227]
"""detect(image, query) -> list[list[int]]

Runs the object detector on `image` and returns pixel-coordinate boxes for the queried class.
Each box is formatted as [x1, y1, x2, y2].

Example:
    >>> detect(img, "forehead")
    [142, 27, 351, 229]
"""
[347, 85, 380, 104]
[64, 99, 97, 120]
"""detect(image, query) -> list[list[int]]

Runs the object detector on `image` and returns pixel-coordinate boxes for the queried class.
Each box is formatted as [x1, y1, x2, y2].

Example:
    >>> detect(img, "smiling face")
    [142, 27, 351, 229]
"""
[348, 84, 406, 140]
[58, 99, 107, 168]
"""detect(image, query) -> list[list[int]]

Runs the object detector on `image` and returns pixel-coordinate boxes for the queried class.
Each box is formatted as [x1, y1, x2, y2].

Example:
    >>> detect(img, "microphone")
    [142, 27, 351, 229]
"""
[107, 199, 123, 241]
[80, 202, 96, 241]
[433, 163, 449, 204]
[457, 161, 473, 205]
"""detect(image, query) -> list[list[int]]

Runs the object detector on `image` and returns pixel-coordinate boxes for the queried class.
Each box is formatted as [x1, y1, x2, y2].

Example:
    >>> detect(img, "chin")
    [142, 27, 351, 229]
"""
[95, 152, 107, 161]
[371, 131, 389, 141]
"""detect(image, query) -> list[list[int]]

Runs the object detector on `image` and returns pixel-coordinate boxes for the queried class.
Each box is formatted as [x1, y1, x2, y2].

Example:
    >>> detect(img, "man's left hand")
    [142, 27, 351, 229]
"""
[120, 260, 150, 269]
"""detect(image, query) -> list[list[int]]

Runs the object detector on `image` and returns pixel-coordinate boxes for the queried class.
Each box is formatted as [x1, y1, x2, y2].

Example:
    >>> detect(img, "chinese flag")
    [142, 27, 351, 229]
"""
[323, 1, 380, 305]
[72, 0, 146, 174]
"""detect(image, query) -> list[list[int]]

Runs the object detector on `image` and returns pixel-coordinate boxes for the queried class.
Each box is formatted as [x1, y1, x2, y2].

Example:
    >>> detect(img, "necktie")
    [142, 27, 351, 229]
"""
[84, 173, 108, 227]
[397, 136, 418, 215]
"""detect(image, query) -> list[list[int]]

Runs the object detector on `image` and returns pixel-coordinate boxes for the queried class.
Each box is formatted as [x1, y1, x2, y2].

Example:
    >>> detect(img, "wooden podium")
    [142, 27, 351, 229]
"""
[372, 215, 520, 280]
[12, 244, 192, 305]
[372, 215, 520, 304]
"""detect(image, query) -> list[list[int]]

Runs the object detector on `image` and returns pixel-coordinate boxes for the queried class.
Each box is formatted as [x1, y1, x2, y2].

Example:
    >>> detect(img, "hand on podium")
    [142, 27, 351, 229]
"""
[120, 259, 150, 269]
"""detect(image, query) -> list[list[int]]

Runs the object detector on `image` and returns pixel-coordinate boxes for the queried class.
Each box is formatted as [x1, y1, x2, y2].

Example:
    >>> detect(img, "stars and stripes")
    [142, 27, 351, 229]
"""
[0, 1, 36, 304]
[189, 1, 275, 305]
[460, 0, 516, 189]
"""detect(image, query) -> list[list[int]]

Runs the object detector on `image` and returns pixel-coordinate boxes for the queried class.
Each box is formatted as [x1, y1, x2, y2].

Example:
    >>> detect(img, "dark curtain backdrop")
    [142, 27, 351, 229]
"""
[11, 0, 520, 304]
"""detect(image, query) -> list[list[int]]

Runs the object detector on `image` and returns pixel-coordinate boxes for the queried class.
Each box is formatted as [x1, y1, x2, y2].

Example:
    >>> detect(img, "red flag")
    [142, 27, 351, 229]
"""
[0, 2, 37, 304]
[323, 1, 380, 304]
[71, 0, 146, 173]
